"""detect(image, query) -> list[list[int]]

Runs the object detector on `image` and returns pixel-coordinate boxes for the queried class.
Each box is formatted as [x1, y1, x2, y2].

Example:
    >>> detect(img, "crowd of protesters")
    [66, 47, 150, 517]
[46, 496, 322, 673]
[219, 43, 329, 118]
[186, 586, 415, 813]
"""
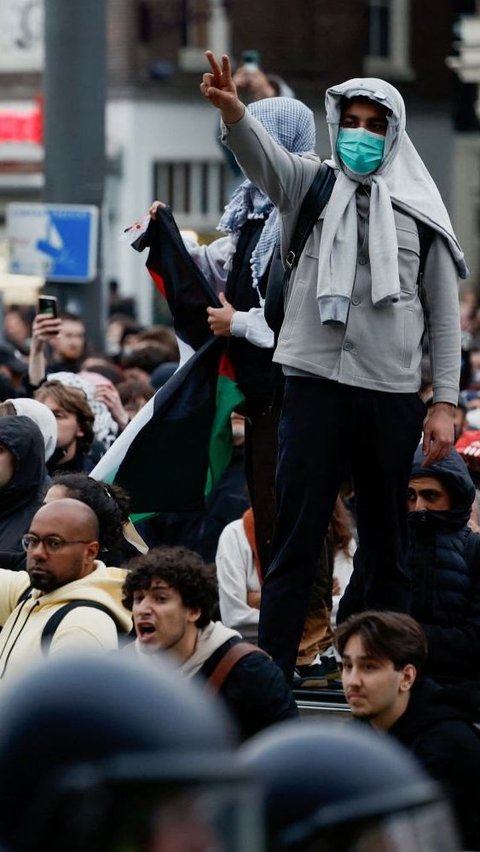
[1, 50, 480, 851]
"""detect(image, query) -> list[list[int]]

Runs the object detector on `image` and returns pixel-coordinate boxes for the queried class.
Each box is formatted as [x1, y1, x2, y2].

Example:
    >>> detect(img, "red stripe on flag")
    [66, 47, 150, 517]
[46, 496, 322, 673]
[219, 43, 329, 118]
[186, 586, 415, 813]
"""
[218, 350, 236, 381]
[148, 266, 166, 298]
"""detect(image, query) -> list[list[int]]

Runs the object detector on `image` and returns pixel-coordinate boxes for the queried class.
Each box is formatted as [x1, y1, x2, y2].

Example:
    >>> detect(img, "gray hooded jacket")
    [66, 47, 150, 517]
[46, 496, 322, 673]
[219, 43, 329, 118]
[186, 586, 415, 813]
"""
[222, 78, 464, 402]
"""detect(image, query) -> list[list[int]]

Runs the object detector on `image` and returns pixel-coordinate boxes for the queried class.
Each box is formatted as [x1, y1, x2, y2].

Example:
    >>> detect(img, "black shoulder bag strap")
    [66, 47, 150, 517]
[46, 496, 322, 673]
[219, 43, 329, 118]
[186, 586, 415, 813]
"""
[416, 219, 434, 296]
[41, 600, 126, 654]
[264, 163, 336, 337]
[284, 163, 337, 274]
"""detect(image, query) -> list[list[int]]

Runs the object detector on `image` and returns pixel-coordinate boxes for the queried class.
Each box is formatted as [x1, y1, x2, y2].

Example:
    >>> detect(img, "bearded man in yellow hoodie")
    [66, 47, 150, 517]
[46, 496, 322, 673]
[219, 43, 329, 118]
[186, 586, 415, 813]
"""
[0, 497, 131, 690]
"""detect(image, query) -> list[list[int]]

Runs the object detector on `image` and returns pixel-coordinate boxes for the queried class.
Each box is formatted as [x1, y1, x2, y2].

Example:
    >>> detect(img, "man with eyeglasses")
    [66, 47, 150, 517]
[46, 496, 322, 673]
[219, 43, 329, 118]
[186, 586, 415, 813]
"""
[0, 497, 132, 691]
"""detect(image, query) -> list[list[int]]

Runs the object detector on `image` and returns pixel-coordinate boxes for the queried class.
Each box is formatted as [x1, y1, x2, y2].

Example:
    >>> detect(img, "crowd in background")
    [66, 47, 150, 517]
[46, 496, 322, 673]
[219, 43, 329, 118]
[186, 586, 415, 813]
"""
[0, 49, 480, 850]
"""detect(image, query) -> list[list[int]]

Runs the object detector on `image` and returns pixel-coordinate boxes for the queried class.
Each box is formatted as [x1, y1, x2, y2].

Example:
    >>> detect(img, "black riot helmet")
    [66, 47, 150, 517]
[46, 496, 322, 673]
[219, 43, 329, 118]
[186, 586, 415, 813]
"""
[239, 721, 459, 851]
[0, 653, 261, 852]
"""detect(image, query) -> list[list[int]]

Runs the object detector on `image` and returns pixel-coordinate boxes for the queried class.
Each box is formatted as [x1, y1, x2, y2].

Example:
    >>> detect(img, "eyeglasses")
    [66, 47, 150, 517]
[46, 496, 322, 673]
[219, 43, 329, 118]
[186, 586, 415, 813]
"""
[21, 534, 92, 553]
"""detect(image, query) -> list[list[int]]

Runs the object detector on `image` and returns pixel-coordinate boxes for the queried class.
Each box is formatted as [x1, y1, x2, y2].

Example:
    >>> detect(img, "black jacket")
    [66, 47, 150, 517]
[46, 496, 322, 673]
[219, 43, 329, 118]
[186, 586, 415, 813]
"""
[389, 677, 480, 850]
[0, 416, 45, 552]
[197, 636, 299, 740]
[224, 219, 275, 401]
[339, 448, 480, 682]
[47, 439, 105, 477]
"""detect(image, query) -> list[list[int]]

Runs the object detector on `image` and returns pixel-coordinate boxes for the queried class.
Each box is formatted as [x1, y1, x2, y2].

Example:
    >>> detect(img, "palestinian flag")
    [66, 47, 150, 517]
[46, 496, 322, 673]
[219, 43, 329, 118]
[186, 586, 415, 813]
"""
[132, 207, 220, 364]
[91, 210, 244, 521]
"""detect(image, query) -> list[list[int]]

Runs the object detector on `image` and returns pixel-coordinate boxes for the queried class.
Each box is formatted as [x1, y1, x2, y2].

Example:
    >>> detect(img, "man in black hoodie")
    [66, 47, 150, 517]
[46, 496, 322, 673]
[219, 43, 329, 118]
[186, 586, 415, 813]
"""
[336, 610, 480, 851]
[0, 416, 45, 554]
[338, 445, 480, 684]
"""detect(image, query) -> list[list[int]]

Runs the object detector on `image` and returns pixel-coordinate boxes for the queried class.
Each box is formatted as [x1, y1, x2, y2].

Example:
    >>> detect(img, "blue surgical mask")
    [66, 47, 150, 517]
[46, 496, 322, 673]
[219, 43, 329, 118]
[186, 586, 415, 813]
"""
[336, 127, 385, 175]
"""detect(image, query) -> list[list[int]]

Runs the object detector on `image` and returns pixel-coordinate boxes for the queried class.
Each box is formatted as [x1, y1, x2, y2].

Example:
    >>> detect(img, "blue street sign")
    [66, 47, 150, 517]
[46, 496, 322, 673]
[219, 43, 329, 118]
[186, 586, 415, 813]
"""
[6, 203, 99, 282]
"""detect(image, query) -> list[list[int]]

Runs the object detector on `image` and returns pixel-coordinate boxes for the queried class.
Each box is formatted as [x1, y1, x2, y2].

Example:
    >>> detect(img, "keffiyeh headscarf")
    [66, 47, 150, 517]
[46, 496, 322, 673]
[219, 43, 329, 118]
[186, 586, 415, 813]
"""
[218, 97, 316, 297]
[47, 371, 118, 449]
[317, 77, 469, 325]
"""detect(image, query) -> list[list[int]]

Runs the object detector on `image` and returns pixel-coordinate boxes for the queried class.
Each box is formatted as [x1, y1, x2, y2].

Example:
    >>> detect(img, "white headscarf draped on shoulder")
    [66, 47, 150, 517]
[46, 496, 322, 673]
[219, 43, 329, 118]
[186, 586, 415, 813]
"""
[317, 77, 468, 325]
[7, 398, 57, 462]
[218, 97, 316, 298]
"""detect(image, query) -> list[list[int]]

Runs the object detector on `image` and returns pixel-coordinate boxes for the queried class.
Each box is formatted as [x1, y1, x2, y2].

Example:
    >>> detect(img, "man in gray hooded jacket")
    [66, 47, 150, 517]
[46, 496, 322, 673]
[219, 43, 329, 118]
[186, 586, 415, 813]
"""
[200, 52, 466, 683]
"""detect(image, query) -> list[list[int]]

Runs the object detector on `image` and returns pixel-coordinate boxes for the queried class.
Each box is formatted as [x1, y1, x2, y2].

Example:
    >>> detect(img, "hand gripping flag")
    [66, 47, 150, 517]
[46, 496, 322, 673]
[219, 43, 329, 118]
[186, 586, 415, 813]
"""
[91, 209, 244, 521]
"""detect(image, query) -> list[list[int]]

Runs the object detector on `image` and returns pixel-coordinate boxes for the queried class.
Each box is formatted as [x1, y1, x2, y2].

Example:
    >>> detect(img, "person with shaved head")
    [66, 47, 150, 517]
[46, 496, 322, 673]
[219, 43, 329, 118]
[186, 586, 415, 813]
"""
[0, 498, 132, 691]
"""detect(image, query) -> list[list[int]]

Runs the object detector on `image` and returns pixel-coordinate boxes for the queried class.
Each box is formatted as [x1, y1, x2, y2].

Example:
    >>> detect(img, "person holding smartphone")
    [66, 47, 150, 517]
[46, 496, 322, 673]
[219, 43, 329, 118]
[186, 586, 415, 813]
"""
[29, 296, 61, 388]
[28, 298, 87, 389]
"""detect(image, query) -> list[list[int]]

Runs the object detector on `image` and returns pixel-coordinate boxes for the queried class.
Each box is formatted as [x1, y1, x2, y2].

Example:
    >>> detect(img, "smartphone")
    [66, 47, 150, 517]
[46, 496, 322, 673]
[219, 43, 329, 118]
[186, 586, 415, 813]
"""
[38, 295, 58, 318]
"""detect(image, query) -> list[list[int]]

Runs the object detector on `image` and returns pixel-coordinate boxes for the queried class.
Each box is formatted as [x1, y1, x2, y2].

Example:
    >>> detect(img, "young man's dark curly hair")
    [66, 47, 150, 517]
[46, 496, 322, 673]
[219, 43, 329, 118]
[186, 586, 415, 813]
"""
[122, 546, 218, 629]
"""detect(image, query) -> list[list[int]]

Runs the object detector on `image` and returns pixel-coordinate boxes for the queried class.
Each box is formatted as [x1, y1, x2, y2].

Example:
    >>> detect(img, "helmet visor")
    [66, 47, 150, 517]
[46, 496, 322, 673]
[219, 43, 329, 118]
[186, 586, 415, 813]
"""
[21, 758, 263, 852]
[351, 801, 459, 852]
[105, 780, 262, 852]
[303, 801, 460, 852]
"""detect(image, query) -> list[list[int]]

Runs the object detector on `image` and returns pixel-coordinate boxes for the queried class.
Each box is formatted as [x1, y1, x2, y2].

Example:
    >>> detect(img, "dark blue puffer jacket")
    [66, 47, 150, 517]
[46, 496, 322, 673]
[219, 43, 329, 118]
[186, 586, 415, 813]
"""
[339, 446, 480, 683]
[408, 446, 480, 682]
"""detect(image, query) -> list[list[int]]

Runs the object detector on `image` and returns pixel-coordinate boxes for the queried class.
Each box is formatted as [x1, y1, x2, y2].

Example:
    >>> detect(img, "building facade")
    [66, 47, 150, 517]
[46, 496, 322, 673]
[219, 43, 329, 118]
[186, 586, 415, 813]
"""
[0, 0, 472, 325]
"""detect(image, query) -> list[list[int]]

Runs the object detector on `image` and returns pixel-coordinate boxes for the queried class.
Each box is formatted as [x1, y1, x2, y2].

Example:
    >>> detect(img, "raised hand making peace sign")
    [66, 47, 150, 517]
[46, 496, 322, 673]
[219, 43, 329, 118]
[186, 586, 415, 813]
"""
[200, 51, 245, 125]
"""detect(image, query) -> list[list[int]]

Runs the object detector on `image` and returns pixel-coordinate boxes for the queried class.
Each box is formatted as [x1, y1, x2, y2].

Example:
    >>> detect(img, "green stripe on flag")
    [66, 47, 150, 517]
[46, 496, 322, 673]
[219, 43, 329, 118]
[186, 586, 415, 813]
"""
[205, 372, 244, 495]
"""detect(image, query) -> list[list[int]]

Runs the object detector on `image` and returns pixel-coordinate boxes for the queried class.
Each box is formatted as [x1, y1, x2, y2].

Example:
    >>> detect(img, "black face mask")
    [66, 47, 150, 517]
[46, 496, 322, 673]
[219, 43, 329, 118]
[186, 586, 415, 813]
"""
[47, 446, 68, 469]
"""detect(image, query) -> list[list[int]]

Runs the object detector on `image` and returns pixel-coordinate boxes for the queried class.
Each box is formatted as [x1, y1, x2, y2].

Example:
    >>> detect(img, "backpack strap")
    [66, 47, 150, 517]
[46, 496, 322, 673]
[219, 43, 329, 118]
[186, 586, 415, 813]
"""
[416, 219, 434, 295]
[207, 639, 268, 692]
[41, 600, 126, 655]
[285, 163, 336, 274]
[264, 163, 336, 337]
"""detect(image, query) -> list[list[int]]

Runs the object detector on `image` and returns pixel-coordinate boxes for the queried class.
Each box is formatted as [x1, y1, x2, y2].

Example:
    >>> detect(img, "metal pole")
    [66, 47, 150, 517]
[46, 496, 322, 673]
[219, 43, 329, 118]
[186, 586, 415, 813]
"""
[43, 0, 107, 351]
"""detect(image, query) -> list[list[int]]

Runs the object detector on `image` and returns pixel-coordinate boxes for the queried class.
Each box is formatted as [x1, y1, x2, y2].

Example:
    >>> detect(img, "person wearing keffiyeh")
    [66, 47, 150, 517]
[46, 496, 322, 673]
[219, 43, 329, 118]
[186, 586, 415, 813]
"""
[150, 96, 318, 581]
[200, 51, 467, 686]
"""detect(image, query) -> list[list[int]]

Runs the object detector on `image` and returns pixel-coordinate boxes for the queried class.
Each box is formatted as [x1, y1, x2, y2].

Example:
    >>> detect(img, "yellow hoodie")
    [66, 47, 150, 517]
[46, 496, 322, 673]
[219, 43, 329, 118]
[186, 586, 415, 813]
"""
[0, 561, 132, 691]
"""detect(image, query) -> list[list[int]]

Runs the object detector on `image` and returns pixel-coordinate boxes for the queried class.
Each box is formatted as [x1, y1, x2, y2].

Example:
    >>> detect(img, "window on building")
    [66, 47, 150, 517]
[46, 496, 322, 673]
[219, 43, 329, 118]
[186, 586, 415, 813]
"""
[368, 0, 390, 58]
[178, 0, 230, 71]
[180, 0, 209, 50]
[153, 159, 229, 230]
[365, 0, 414, 80]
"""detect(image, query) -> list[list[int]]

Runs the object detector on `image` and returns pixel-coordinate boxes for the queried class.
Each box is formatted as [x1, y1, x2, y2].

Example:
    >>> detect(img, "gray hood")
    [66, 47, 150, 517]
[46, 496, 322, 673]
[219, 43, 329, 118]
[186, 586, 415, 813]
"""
[324, 77, 468, 279]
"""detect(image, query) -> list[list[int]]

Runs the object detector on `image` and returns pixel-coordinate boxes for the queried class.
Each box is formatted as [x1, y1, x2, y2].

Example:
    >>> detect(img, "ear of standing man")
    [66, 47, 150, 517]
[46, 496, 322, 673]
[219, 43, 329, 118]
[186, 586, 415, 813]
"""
[200, 52, 466, 684]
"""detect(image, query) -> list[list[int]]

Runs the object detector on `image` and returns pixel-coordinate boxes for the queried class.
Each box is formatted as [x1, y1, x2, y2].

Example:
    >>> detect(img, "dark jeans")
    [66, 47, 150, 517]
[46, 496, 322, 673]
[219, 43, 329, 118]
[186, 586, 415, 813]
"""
[244, 397, 281, 574]
[258, 376, 425, 682]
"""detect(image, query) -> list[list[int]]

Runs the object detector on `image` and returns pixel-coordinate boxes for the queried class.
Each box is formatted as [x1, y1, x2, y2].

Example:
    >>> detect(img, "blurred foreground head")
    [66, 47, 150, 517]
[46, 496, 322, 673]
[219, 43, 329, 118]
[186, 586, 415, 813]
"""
[239, 721, 459, 852]
[0, 653, 261, 852]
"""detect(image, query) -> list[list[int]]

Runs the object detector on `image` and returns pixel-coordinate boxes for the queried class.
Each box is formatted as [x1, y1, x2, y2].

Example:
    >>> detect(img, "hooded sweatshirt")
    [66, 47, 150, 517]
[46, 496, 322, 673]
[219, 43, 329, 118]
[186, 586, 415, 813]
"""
[339, 446, 480, 682]
[0, 561, 131, 691]
[131, 620, 298, 739]
[389, 677, 480, 850]
[7, 398, 57, 462]
[407, 446, 480, 680]
[222, 78, 463, 402]
[0, 416, 46, 552]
